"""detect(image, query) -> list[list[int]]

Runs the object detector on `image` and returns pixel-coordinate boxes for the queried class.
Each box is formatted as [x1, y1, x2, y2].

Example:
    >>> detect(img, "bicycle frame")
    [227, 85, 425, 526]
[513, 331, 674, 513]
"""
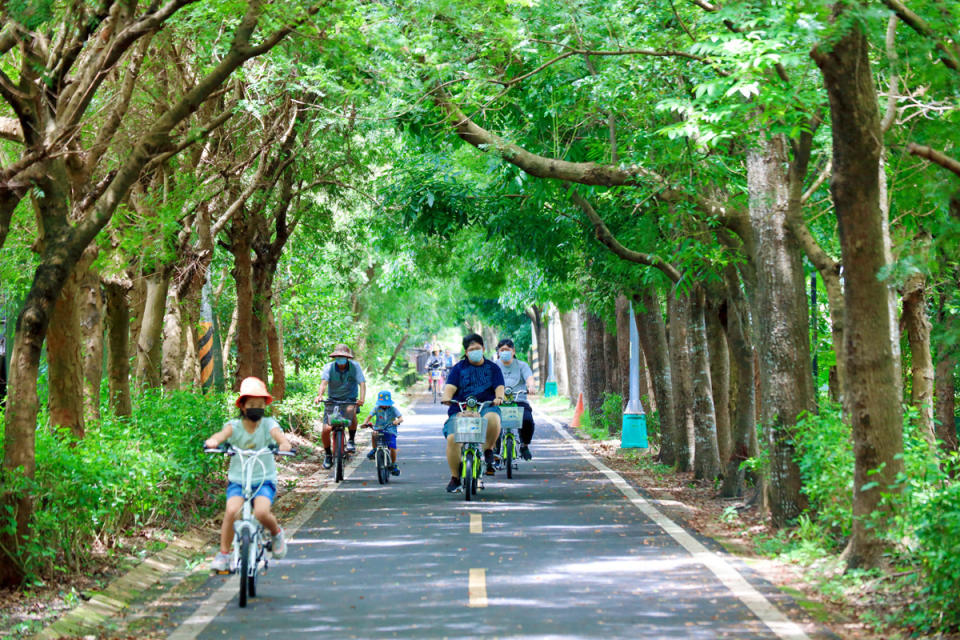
[451, 398, 492, 501]
[499, 387, 524, 479]
[320, 399, 356, 482]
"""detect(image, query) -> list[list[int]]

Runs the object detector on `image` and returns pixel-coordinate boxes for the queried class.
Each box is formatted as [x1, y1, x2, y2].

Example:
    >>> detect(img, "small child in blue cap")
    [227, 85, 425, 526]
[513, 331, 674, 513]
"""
[362, 390, 404, 475]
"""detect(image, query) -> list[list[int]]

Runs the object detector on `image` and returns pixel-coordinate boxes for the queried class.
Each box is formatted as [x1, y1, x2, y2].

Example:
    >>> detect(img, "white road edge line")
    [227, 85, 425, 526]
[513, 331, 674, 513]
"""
[167, 451, 367, 640]
[538, 412, 811, 640]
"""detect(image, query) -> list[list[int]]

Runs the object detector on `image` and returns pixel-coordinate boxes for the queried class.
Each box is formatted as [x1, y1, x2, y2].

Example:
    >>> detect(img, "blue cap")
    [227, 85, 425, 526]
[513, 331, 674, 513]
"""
[376, 390, 394, 406]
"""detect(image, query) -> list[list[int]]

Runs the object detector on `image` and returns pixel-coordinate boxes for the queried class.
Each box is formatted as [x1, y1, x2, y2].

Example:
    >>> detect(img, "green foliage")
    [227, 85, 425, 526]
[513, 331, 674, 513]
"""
[908, 464, 960, 632]
[0, 391, 229, 581]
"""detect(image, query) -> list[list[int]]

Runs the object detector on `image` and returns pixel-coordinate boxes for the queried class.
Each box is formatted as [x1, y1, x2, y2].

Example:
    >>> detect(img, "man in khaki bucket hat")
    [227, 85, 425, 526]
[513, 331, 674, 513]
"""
[314, 344, 366, 468]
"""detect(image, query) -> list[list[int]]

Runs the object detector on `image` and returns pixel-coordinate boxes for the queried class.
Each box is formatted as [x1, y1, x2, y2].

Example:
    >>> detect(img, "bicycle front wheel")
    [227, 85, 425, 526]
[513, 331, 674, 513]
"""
[376, 448, 389, 485]
[505, 434, 514, 480]
[248, 535, 261, 598]
[334, 430, 344, 483]
[238, 531, 250, 608]
[462, 453, 473, 502]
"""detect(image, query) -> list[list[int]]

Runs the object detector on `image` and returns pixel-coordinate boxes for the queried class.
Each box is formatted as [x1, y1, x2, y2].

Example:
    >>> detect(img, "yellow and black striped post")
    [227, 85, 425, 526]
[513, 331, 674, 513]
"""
[198, 321, 215, 391]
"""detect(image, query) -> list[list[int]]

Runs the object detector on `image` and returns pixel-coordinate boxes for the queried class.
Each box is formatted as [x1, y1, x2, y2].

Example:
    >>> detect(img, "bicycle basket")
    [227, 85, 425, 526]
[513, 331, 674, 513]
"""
[500, 406, 523, 431]
[453, 415, 484, 443]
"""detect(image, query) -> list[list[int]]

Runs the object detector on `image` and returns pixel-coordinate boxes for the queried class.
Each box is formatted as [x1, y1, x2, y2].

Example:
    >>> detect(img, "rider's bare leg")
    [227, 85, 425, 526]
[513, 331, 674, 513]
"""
[253, 496, 280, 536]
[484, 412, 501, 451]
[221, 496, 244, 553]
[445, 434, 462, 476]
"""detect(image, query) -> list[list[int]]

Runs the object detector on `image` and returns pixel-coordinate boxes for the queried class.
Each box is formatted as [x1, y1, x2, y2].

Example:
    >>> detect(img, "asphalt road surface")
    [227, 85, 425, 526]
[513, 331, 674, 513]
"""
[165, 397, 831, 640]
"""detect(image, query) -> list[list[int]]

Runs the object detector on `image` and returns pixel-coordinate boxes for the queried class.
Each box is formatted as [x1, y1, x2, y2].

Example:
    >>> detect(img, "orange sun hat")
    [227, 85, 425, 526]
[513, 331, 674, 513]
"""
[236, 376, 273, 407]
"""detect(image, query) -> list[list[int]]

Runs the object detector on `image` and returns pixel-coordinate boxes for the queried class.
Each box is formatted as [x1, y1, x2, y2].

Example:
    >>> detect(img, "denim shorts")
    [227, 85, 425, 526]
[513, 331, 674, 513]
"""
[443, 405, 501, 438]
[373, 432, 397, 449]
[226, 480, 277, 502]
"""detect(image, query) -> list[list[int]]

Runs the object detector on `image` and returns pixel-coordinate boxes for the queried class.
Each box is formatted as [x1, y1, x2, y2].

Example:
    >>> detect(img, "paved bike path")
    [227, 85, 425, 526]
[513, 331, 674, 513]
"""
[164, 398, 832, 639]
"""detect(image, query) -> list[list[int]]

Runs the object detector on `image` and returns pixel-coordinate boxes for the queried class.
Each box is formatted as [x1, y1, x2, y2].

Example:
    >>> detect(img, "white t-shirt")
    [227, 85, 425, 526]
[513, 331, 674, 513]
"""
[495, 358, 534, 401]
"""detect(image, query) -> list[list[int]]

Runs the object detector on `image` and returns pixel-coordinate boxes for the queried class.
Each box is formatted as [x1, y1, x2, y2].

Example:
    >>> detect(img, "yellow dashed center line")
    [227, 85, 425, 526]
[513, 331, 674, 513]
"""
[470, 513, 482, 534]
[468, 568, 487, 607]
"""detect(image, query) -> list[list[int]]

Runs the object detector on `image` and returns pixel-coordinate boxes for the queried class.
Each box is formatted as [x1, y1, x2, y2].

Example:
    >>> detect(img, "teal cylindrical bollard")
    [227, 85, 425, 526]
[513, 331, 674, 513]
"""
[621, 413, 647, 448]
[544, 381, 558, 398]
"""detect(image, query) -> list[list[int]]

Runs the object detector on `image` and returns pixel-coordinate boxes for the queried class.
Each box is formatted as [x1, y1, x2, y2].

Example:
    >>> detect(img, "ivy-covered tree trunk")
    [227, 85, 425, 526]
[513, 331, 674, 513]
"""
[668, 290, 694, 471]
[637, 291, 676, 465]
[103, 278, 132, 417]
[707, 298, 732, 464]
[813, 19, 905, 569]
[690, 289, 721, 481]
[746, 134, 814, 525]
[902, 272, 936, 447]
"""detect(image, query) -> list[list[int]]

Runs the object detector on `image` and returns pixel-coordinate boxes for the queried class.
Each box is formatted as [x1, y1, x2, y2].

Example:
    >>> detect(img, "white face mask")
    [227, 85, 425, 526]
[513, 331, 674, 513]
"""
[498, 350, 513, 363]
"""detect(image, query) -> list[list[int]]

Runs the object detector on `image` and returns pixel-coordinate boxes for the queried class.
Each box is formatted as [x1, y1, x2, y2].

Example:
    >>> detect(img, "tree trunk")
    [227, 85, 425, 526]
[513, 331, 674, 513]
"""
[720, 266, 758, 498]
[266, 304, 285, 402]
[561, 308, 585, 405]
[229, 215, 255, 390]
[707, 298, 732, 466]
[667, 290, 694, 471]
[103, 279, 132, 417]
[79, 265, 104, 423]
[746, 134, 814, 525]
[179, 289, 201, 389]
[160, 287, 182, 391]
[814, 23, 905, 569]
[935, 288, 958, 453]
[128, 272, 146, 361]
[382, 327, 410, 377]
[47, 262, 88, 438]
[690, 289, 721, 481]
[585, 311, 606, 420]
[526, 305, 548, 392]
[901, 272, 936, 447]
[135, 269, 171, 388]
[223, 305, 238, 376]
[637, 290, 677, 465]
[603, 322, 622, 408]
[615, 295, 635, 407]
[552, 306, 569, 397]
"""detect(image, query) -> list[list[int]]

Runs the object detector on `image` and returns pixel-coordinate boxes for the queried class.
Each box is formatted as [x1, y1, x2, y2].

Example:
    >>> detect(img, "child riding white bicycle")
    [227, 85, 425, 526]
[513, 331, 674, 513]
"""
[205, 377, 293, 572]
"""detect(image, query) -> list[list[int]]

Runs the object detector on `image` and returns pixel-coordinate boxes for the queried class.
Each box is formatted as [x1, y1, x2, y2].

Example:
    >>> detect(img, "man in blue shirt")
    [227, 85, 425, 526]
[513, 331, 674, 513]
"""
[441, 333, 505, 492]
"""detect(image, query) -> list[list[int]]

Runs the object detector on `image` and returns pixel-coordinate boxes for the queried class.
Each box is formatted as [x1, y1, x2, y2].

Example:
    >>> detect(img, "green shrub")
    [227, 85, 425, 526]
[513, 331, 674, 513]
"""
[793, 404, 854, 543]
[909, 474, 960, 631]
[599, 392, 623, 437]
[1, 389, 230, 581]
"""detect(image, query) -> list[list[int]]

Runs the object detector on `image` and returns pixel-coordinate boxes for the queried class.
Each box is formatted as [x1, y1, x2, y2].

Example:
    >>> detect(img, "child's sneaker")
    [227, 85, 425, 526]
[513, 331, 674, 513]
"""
[272, 528, 287, 559]
[390, 464, 400, 476]
[211, 552, 232, 573]
[367, 449, 376, 460]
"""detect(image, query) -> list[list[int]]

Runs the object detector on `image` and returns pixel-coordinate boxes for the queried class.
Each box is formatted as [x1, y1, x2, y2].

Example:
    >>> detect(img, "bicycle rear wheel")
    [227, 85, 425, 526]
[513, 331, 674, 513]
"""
[238, 531, 250, 608]
[505, 434, 514, 479]
[334, 430, 344, 483]
[462, 454, 473, 502]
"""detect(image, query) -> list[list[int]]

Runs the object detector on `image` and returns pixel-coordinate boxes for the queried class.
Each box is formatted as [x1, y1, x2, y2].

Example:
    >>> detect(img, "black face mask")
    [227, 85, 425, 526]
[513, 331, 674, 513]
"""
[244, 407, 265, 422]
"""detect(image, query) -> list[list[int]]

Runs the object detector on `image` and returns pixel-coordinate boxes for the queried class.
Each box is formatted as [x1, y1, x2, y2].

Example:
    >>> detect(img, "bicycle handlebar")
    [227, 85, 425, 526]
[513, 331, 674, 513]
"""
[204, 444, 297, 457]
[447, 397, 493, 412]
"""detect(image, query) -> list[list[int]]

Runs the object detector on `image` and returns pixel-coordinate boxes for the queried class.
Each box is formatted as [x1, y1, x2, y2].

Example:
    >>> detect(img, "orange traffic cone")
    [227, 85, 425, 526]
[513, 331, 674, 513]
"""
[571, 392, 584, 428]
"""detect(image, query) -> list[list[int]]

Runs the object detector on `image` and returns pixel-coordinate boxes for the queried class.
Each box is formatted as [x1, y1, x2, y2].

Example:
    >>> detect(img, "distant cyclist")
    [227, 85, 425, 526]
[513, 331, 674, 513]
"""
[493, 338, 537, 460]
[441, 333, 504, 492]
[314, 344, 366, 468]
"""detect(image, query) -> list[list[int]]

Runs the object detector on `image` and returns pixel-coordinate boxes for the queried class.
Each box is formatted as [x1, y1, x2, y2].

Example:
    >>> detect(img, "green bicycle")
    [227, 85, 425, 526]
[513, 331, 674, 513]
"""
[450, 397, 490, 501]
[498, 387, 524, 480]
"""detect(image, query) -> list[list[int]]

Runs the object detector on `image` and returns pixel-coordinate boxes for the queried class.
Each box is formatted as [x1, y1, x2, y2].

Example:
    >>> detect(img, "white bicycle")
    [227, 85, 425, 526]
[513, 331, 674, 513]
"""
[205, 444, 295, 607]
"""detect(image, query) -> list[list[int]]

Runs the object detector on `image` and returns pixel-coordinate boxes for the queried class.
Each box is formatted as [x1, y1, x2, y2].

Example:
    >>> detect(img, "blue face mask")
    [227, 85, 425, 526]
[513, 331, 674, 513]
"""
[466, 349, 484, 364]
[499, 350, 513, 363]
[335, 357, 348, 366]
